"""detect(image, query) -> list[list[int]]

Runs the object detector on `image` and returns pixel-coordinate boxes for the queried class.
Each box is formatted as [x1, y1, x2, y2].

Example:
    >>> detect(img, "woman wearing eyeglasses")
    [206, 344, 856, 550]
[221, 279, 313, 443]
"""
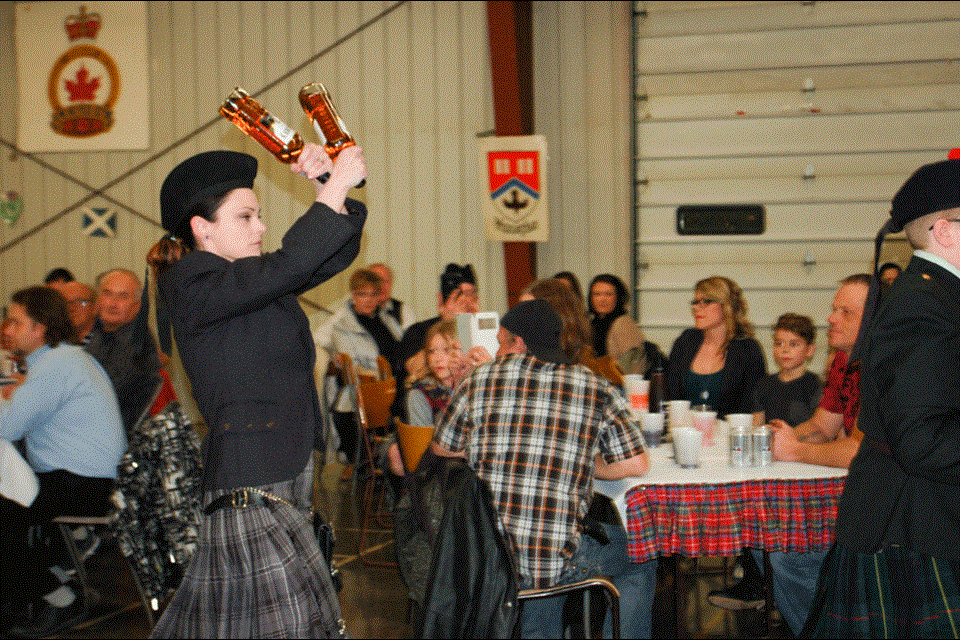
[665, 276, 766, 418]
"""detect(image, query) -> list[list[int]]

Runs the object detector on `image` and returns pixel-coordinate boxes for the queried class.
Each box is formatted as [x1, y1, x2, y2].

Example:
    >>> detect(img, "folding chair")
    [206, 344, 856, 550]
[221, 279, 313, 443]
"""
[518, 576, 622, 639]
[52, 515, 157, 628]
[394, 419, 435, 473]
[354, 375, 397, 566]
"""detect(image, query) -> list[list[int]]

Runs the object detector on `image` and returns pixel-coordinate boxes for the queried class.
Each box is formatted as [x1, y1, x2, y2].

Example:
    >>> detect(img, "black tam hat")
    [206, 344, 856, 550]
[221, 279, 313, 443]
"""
[851, 158, 960, 363]
[160, 150, 257, 239]
[889, 159, 960, 234]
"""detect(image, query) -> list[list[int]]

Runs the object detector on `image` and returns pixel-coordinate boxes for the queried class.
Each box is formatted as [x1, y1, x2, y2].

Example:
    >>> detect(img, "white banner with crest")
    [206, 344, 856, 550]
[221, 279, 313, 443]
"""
[16, 1, 149, 152]
[477, 135, 549, 242]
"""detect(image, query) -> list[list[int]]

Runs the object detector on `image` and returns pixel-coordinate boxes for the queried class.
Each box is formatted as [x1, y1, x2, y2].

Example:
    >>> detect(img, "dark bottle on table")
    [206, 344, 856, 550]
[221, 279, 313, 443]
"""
[648, 364, 665, 413]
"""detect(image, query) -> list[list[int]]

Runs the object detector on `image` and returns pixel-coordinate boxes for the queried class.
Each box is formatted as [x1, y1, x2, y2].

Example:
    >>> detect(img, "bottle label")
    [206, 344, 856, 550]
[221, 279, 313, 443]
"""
[336, 115, 351, 137]
[271, 120, 296, 145]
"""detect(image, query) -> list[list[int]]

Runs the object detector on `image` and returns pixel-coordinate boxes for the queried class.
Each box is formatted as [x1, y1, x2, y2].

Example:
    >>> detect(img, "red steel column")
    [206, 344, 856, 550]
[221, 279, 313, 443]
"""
[487, 0, 535, 308]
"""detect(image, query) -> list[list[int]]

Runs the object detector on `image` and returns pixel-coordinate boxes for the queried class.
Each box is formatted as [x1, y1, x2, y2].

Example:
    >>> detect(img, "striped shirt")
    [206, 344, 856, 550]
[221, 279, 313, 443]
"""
[435, 353, 645, 588]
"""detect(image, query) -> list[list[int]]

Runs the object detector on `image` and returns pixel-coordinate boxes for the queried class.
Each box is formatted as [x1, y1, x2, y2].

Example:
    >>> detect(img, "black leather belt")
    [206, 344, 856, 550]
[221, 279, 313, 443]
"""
[204, 489, 271, 515]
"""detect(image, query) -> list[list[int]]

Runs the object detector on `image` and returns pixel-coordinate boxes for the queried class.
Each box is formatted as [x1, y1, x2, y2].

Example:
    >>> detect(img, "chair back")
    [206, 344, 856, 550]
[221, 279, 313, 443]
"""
[356, 377, 397, 432]
[395, 419, 435, 472]
[335, 352, 356, 386]
[377, 354, 392, 381]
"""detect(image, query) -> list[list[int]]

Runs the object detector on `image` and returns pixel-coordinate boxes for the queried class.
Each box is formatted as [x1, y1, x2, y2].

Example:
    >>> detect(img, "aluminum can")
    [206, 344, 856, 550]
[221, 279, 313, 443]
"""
[752, 426, 772, 467]
[729, 426, 752, 467]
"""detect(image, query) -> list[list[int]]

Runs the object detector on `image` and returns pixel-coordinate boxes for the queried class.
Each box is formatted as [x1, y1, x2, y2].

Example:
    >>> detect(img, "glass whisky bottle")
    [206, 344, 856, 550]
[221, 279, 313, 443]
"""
[220, 87, 304, 163]
[299, 83, 365, 187]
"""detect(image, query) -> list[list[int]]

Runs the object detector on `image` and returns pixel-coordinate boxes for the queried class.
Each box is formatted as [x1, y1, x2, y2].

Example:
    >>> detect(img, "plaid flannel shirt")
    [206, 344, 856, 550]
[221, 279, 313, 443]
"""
[435, 353, 646, 588]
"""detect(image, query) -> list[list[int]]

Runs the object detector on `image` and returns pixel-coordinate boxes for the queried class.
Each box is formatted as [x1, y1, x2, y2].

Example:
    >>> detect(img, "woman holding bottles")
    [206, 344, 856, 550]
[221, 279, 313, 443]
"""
[665, 275, 766, 417]
[145, 142, 366, 638]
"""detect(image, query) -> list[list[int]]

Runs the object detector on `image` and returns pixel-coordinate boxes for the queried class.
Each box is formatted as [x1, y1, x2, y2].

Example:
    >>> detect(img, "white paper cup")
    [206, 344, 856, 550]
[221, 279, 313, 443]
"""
[674, 427, 702, 468]
[668, 400, 691, 430]
[726, 413, 753, 431]
[623, 375, 650, 413]
[640, 411, 665, 447]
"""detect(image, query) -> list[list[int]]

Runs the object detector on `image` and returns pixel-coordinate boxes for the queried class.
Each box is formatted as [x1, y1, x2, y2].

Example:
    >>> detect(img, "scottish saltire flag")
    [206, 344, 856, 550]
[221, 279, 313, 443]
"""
[81, 206, 116, 237]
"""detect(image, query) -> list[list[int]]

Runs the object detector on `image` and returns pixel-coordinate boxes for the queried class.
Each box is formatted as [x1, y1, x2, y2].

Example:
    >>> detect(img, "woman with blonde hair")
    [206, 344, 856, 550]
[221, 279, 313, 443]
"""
[665, 275, 766, 417]
[404, 320, 461, 427]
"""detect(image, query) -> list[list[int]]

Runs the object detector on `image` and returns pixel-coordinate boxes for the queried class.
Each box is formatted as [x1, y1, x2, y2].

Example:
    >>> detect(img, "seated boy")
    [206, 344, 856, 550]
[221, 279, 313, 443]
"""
[709, 313, 824, 625]
[752, 313, 823, 427]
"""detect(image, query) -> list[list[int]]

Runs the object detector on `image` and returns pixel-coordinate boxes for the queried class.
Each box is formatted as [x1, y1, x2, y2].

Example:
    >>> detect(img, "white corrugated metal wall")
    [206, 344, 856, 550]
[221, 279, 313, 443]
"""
[630, 0, 960, 374]
[1, 0, 957, 406]
[0, 1, 502, 319]
[0, 1, 502, 416]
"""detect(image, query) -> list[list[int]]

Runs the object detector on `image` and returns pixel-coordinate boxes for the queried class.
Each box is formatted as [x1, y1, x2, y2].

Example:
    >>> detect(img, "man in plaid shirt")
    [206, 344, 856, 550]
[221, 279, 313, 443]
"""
[433, 299, 655, 638]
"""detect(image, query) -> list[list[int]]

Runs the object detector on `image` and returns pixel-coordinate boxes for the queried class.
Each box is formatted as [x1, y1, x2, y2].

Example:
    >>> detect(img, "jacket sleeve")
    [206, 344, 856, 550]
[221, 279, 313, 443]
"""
[728, 337, 766, 414]
[165, 200, 365, 333]
[666, 329, 698, 401]
[873, 285, 960, 483]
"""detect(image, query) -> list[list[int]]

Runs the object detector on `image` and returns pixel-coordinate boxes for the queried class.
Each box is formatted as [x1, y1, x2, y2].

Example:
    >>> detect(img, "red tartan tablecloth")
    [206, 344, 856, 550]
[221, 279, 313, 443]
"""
[622, 475, 845, 563]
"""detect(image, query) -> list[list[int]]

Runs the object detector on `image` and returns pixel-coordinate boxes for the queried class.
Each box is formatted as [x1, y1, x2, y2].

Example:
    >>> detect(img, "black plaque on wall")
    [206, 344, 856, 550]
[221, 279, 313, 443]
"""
[676, 204, 765, 235]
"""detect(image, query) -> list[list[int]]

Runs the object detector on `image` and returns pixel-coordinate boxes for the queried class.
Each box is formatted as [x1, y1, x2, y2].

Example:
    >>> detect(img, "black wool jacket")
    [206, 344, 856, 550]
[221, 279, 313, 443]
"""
[838, 255, 960, 562]
[160, 199, 366, 492]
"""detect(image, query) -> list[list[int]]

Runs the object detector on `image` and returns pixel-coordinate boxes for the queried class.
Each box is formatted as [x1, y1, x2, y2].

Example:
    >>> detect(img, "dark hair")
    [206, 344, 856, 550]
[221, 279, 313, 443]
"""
[147, 188, 233, 280]
[44, 267, 75, 284]
[11, 286, 74, 347]
[523, 278, 593, 363]
[439, 263, 477, 302]
[587, 274, 629, 317]
[552, 271, 584, 304]
[773, 313, 815, 345]
[349, 268, 383, 294]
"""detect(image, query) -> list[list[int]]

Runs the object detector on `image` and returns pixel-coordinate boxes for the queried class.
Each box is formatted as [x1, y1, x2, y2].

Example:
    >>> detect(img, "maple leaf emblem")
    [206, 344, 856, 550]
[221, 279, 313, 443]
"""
[65, 66, 100, 102]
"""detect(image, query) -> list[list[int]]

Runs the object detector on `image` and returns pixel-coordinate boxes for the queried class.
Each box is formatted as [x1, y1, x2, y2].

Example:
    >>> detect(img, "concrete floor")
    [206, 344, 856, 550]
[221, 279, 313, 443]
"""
[52, 457, 784, 639]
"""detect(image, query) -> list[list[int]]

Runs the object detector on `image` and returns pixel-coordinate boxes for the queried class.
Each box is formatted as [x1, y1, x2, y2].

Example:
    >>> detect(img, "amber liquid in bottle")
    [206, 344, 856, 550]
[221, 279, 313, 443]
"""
[220, 87, 304, 163]
[299, 83, 365, 187]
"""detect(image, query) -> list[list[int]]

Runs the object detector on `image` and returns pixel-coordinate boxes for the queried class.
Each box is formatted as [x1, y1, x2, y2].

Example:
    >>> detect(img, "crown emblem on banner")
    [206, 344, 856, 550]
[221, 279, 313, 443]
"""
[64, 6, 102, 41]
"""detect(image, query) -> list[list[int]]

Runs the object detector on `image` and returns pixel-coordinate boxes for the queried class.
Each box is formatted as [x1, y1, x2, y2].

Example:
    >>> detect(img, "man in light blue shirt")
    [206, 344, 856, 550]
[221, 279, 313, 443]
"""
[0, 286, 125, 638]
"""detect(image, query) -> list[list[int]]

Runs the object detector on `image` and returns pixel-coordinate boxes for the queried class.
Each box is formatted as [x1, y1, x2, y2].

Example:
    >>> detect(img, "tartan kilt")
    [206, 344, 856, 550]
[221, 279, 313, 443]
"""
[804, 543, 960, 639]
[150, 467, 346, 639]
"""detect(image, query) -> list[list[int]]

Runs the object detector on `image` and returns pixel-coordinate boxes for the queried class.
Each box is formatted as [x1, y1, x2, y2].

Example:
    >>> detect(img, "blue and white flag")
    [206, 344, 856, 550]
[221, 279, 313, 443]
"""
[81, 206, 116, 237]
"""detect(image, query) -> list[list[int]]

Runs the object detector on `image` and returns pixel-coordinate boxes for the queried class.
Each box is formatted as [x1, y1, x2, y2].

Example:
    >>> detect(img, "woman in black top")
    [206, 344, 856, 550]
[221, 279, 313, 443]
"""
[666, 276, 766, 417]
[146, 143, 366, 638]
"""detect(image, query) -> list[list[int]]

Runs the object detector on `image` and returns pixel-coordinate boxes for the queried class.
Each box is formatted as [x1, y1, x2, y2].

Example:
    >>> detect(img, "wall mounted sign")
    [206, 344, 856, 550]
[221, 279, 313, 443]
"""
[1, 192, 23, 227]
[676, 204, 765, 235]
[81, 205, 116, 237]
[477, 135, 549, 242]
[16, 2, 149, 151]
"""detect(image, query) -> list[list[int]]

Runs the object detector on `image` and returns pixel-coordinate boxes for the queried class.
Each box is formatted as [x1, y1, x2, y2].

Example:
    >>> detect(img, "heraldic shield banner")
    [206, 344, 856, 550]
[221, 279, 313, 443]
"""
[477, 135, 549, 242]
[16, 1, 149, 152]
